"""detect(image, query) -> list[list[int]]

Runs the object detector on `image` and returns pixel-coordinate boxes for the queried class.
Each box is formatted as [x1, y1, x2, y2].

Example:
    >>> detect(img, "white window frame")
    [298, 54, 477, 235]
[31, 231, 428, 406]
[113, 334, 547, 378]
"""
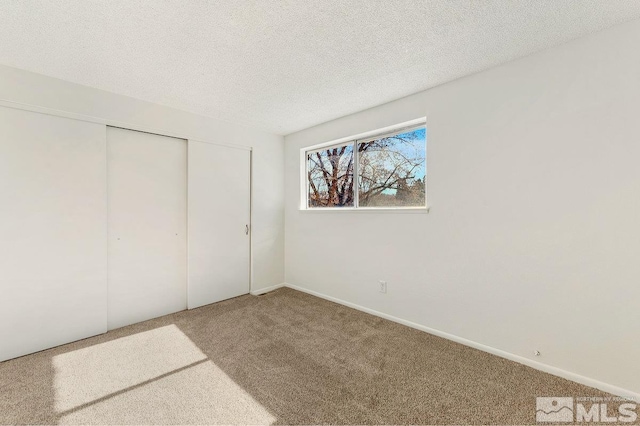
[300, 118, 428, 213]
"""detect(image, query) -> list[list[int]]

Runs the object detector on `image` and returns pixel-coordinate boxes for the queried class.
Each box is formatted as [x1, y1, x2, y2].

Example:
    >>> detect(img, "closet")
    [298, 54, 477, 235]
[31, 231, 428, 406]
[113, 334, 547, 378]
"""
[0, 107, 108, 362]
[187, 140, 251, 309]
[106, 127, 188, 330]
[0, 106, 251, 361]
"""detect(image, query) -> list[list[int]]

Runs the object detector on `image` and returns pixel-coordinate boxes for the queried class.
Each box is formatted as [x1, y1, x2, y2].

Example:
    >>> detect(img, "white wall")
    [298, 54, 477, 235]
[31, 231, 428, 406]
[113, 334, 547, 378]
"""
[284, 19, 640, 397]
[0, 64, 285, 292]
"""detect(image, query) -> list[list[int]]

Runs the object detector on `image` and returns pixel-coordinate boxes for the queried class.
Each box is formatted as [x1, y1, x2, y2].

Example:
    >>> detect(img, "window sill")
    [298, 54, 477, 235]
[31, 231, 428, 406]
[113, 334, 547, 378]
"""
[299, 206, 430, 214]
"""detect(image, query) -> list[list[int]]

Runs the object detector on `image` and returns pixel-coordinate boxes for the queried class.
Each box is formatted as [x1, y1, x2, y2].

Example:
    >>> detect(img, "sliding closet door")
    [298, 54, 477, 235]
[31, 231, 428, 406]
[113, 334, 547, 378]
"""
[107, 127, 187, 330]
[188, 141, 251, 309]
[0, 107, 107, 362]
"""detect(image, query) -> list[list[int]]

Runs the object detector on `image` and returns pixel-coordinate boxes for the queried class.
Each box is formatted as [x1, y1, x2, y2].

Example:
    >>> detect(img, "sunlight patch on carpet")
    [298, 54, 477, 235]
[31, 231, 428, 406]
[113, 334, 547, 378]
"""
[53, 324, 275, 424]
[57, 359, 275, 424]
[53, 324, 207, 412]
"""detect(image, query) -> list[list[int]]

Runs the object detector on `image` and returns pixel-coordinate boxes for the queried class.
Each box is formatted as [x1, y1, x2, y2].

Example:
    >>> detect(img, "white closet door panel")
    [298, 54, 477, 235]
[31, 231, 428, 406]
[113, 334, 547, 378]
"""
[107, 127, 187, 330]
[188, 141, 250, 309]
[0, 106, 107, 362]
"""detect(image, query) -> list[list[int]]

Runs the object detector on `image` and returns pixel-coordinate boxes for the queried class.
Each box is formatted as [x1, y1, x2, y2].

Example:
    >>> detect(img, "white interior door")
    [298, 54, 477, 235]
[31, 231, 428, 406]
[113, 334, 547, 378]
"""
[188, 140, 251, 309]
[107, 127, 187, 330]
[0, 107, 107, 362]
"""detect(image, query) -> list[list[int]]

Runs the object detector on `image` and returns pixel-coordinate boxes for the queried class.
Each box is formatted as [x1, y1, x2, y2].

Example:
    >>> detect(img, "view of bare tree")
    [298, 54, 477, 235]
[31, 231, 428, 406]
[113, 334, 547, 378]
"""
[307, 128, 425, 208]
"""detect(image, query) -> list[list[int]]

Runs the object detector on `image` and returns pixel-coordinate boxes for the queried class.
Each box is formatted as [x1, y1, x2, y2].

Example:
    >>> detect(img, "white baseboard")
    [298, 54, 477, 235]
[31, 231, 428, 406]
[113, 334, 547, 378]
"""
[284, 282, 639, 402]
[250, 282, 285, 296]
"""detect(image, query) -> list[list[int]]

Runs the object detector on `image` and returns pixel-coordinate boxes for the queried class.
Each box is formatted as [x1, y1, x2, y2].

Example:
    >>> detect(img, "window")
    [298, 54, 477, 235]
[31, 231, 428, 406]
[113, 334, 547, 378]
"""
[305, 123, 426, 209]
[307, 143, 355, 207]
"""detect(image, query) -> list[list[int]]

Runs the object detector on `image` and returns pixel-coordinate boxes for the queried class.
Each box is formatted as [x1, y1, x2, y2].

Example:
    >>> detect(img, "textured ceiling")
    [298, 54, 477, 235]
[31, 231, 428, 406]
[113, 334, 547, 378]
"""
[1, 1, 640, 135]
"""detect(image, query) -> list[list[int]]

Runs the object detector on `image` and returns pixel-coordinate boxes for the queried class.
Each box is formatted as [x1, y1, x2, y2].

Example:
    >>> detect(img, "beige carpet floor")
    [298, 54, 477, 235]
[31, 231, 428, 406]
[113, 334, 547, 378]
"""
[0, 287, 610, 425]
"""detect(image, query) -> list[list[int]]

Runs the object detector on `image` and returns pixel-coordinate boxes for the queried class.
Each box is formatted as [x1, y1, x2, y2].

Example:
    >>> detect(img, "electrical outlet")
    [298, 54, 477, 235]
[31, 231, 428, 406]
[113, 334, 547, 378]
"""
[379, 280, 387, 293]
